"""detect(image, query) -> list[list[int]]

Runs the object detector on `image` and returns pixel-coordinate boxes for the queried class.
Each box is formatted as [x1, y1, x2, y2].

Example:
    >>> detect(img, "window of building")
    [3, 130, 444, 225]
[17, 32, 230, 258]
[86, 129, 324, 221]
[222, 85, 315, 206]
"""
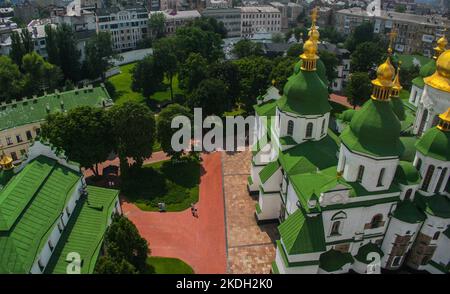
[48, 240, 54, 251]
[330, 221, 341, 236]
[26, 130, 33, 140]
[422, 165, 435, 191]
[16, 134, 22, 143]
[392, 256, 402, 267]
[10, 152, 17, 161]
[369, 214, 384, 229]
[404, 189, 413, 201]
[35, 128, 41, 136]
[287, 120, 294, 136]
[433, 231, 440, 240]
[435, 167, 447, 193]
[321, 119, 326, 135]
[377, 168, 385, 187]
[66, 206, 71, 217]
[357, 165, 365, 182]
[305, 122, 313, 138]
[6, 136, 13, 145]
[37, 259, 44, 271]
[416, 158, 422, 170]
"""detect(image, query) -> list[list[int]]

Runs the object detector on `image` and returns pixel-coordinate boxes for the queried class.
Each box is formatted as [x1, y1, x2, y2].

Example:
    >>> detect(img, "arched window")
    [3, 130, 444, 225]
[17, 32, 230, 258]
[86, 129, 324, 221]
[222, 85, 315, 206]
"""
[321, 119, 326, 135]
[422, 165, 435, 191]
[431, 115, 440, 127]
[433, 231, 440, 240]
[370, 214, 384, 229]
[416, 158, 422, 171]
[418, 108, 428, 136]
[435, 168, 447, 193]
[357, 165, 365, 182]
[287, 120, 294, 136]
[404, 189, 413, 201]
[330, 221, 341, 236]
[377, 168, 385, 187]
[305, 122, 313, 138]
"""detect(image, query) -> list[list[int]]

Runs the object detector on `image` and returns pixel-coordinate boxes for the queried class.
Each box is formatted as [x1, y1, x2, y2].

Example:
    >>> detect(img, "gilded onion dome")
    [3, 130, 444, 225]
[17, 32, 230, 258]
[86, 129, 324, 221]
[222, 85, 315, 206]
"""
[370, 32, 396, 101]
[434, 34, 448, 60]
[424, 49, 450, 93]
[300, 8, 319, 71]
[415, 108, 450, 161]
[0, 147, 13, 170]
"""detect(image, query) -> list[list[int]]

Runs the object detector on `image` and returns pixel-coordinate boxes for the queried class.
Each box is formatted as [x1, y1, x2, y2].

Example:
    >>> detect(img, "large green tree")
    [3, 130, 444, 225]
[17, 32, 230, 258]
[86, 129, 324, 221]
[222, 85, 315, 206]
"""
[83, 32, 116, 80]
[153, 37, 178, 101]
[350, 41, 384, 73]
[148, 12, 166, 40]
[345, 72, 372, 108]
[191, 16, 227, 39]
[41, 106, 114, 176]
[207, 61, 241, 109]
[0, 56, 23, 102]
[345, 21, 375, 52]
[9, 29, 33, 66]
[110, 101, 156, 171]
[270, 56, 296, 93]
[319, 50, 339, 83]
[95, 215, 149, 274]
[231, 39, 264, 59]
[131, 55, 164, 97]
[175, 26, 223, 62]
[156, 103, 192, 158]
[234, 56, 274, 110]
[178, 53, 208, 93]
[21, 52, 63, 95]
[286, 43, 303, 58]
[188, 78, 229, 116]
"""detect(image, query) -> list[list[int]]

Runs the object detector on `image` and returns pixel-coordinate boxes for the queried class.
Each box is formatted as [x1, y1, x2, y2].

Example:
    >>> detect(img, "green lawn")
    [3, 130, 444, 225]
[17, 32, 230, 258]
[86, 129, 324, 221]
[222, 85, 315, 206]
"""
[108, 63, 184, 107]
[122, 158, 200, 211]
[108, 63, 145, 105]
[145, 257, 194, 274]
[397, 54, 432, 70]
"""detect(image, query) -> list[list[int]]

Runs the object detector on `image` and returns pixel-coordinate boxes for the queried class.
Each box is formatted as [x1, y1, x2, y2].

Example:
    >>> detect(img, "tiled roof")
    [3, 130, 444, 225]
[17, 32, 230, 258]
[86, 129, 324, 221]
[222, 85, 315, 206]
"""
[45, 186, 119, 274]
[0, 156, 81, 273]
[259, 160, 280, 184]
[0, 86, 111, 131]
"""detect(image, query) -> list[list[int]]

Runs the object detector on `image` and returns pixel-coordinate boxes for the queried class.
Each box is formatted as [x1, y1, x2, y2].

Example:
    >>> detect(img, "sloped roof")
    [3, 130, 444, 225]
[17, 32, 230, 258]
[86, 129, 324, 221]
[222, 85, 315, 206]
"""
[392, 200, 426, 224]
[0, 156, 81, 273]
[259, 160, 280, 184]
[319, 249, 353, 272]
[45, 186, 119, 274]
[278, 209, 325, 255]
[395, 161, 421, 185]
[355, 242, 384, 264]
[416, 127, 450, 162]
[253, 99, 277, 117]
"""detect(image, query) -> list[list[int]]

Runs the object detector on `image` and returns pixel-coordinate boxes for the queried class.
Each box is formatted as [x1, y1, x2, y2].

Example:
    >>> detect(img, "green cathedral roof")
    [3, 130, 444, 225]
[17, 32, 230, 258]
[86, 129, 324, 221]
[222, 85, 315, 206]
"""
[412, 59, 435, 89]
[415, 127, 450, 161]
[395, 161, 421, 185]
[294, 59, 328, 85]
[340, 99, 403, 157]
[392, 200, 426, 224]
[415, 194, 450, 219]
[355, 242, 384, 264]
[319, 249, 353, 272]
[390, 97, 406, 121]
[277, 69, 331, 116]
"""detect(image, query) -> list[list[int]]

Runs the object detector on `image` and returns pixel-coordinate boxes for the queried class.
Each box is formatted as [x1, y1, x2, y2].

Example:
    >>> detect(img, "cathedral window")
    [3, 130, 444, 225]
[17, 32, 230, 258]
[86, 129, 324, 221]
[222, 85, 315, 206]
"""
[416, 158, 422, 170]
[377, 168, 385, 187]
[421, 165, 435, 191]
[357, 165, 365, 182]
[305, 122, 313, 138]
[392, 256, 402, 267]
[287, 120, 294, 136]
[321, 119, 326, 135]
[404, 189, 413, 201]
[330, 221, 341, 236]
[435, 168, 447, 193]
[433, 231, 440, 240]
[367, 214, 384, 229]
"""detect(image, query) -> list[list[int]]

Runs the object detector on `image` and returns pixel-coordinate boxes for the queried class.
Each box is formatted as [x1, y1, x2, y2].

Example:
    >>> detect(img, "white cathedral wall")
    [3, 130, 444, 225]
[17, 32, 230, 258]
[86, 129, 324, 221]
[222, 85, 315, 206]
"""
[398, 183, 420, 201]
[278, 110, 329, 143]
[285, 183, 300, 215]
[431, 234, 450, 267]
[409, 85, 423, 107]
[415, 151, 450, 195]
[257, 191, 281, 221]
[413, 84, 450, 134]
[380, 217, 422, 269]
[339, 144, 398, 192]
[274, 248, 319, 274]
[261, 168, 282, 192]
[419, 214, 450, 245]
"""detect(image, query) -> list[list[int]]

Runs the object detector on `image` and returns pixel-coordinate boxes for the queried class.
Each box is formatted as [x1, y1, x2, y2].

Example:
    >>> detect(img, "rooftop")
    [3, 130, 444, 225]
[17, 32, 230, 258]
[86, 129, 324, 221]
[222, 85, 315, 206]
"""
[239, 6, 281, 13]
[0, 86, 111, 131]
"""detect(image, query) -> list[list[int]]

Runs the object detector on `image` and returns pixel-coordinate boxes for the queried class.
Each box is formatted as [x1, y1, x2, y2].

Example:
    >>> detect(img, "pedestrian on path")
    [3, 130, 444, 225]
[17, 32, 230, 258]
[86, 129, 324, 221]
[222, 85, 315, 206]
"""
[190, 203, 195, 217]
[194, 207, 198, 218]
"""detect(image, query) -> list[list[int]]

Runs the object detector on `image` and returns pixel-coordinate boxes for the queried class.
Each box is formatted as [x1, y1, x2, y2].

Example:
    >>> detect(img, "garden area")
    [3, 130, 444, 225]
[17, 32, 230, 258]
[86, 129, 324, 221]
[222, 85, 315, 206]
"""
[145, 257, 195, 274]
[121, 158, 201, 212]
[108, 62, 183, 110]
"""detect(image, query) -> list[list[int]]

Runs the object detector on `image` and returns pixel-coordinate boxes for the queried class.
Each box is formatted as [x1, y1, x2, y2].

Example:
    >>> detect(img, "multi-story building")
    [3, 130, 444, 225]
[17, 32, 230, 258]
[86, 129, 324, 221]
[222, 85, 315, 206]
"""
[240, 6, 281, 38]
[0, 85, 113, 163]
[97, 5, 149, 52]
[318, 41, 351, 93]
[0, 141, 120, 274]
[201, 7, 241, 37]
[270, 2, 288, 31]
[151, 9, 201, 35]
[334, 7, 450, 57]
[249, 10, 450, 274]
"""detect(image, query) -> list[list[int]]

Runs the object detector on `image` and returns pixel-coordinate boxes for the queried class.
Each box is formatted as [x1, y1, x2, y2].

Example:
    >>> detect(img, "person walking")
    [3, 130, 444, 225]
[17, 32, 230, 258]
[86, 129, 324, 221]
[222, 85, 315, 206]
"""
[190, 203, 195, 217]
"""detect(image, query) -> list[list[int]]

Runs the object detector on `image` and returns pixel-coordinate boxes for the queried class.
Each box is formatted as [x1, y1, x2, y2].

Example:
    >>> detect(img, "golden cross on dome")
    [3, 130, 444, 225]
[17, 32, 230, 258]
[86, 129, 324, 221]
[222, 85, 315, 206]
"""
[387, 29, 397, 55]
[311, 7, 318, 24]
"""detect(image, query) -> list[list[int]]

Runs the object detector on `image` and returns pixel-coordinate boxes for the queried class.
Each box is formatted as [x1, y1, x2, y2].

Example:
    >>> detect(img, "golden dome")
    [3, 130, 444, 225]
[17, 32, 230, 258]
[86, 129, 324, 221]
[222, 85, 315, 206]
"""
[437, 107, 450, 131]
[302, 39, 317, 55]
[437, 35, 448, 48]
[308, 28, 320, 43]
[424, 49, 450, 93]
[0, 151, 13, 170]
[373, 57, 395, 86]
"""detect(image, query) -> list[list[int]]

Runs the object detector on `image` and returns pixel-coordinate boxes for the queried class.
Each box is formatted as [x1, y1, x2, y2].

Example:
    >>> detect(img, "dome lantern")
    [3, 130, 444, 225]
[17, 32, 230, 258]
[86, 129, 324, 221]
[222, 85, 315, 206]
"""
[370, 30, 396, 101]
[300, 7, 319, 71]
[437, 107, 450, 131]
[391, 61, 402, 97]
[0, 146, 13, 170]
[424, 49, 450, 93]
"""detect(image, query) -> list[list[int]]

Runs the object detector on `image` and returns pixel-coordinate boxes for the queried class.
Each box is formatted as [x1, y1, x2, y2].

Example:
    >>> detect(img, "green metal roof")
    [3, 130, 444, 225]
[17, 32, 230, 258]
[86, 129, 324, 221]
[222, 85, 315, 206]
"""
[415, 194, 450, 219]
[259, 160, 280, 184]
[319, 249, 353, 272]
[338, 109, 356, 123]
[416, 127, 450, 161]
[45, 186, 119, 274]
[278, 209, 325, 255]
[294, 59, 329, 85]
[279, 136, 297, 146]
[392, 200, 426, 224]
[390, 97, 406, 121]
[0, 86, 111, 131]
[277, 69, 331, 116]
[340, 99, 403, 157]
[355, 242, 384, 264]
[0, 156, 81, 273]
[253, 99, 277, 117]
[412, 77, 425, 88]
[395, 161, 421, 185]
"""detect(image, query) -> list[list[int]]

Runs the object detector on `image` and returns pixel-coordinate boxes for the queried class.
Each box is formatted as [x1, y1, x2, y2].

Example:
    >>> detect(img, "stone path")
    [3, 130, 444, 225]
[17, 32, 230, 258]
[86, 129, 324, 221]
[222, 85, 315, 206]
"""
[222, 150, 279, 274]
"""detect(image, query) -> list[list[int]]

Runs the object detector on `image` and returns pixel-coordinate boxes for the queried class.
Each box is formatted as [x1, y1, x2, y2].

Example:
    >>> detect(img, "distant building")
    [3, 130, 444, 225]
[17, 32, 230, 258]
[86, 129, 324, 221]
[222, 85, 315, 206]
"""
[205, 0, 231, 9]
[201, 7, 241, 37]
[0, 85, 113, 162]
[151, 9, 201, 35]
[334, 7, 450, 57]
[318, 41, 351, 93]
[0, 141, 120, 274]
[240, 6, 281, 38]
[13, 0, 40, 24]
[96, 5, 149, 52]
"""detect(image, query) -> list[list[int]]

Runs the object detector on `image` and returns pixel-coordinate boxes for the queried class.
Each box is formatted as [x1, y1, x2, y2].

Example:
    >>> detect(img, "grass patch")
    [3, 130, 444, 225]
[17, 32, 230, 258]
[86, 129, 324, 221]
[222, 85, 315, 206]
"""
[145, 257, 194, 274]
[122, 158, 200, 211]
[108, 63, 145, 105]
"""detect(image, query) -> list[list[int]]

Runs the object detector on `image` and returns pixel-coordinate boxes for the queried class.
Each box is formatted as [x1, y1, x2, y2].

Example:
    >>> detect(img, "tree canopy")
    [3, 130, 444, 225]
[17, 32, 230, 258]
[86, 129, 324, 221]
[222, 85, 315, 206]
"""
[178, 53, 208, 93]
[231, 39, 264, 59]
[350, 41, 384, 73]
[345, 72, 372, 108]
[0, 55, 24, 102]
[131, 55, 164, 97]
[188, 78, 229, 116]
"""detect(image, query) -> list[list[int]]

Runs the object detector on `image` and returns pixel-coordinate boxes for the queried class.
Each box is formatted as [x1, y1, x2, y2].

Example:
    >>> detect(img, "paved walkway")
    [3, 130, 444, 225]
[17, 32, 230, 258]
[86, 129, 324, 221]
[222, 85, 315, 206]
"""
[121, 152, 227, 274]
[222, 150, 278, 274]
[329, 93, 360, 110]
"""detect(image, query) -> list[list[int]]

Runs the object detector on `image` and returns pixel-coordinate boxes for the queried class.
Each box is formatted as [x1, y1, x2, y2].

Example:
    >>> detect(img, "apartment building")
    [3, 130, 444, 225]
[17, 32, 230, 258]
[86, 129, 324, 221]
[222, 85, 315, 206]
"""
[151, 10, 201, 35]
[335, 7, 450, 57]
[240, 6, 281, 38]
[202, 7, 241, 37]
[97, 5, 149, 52]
